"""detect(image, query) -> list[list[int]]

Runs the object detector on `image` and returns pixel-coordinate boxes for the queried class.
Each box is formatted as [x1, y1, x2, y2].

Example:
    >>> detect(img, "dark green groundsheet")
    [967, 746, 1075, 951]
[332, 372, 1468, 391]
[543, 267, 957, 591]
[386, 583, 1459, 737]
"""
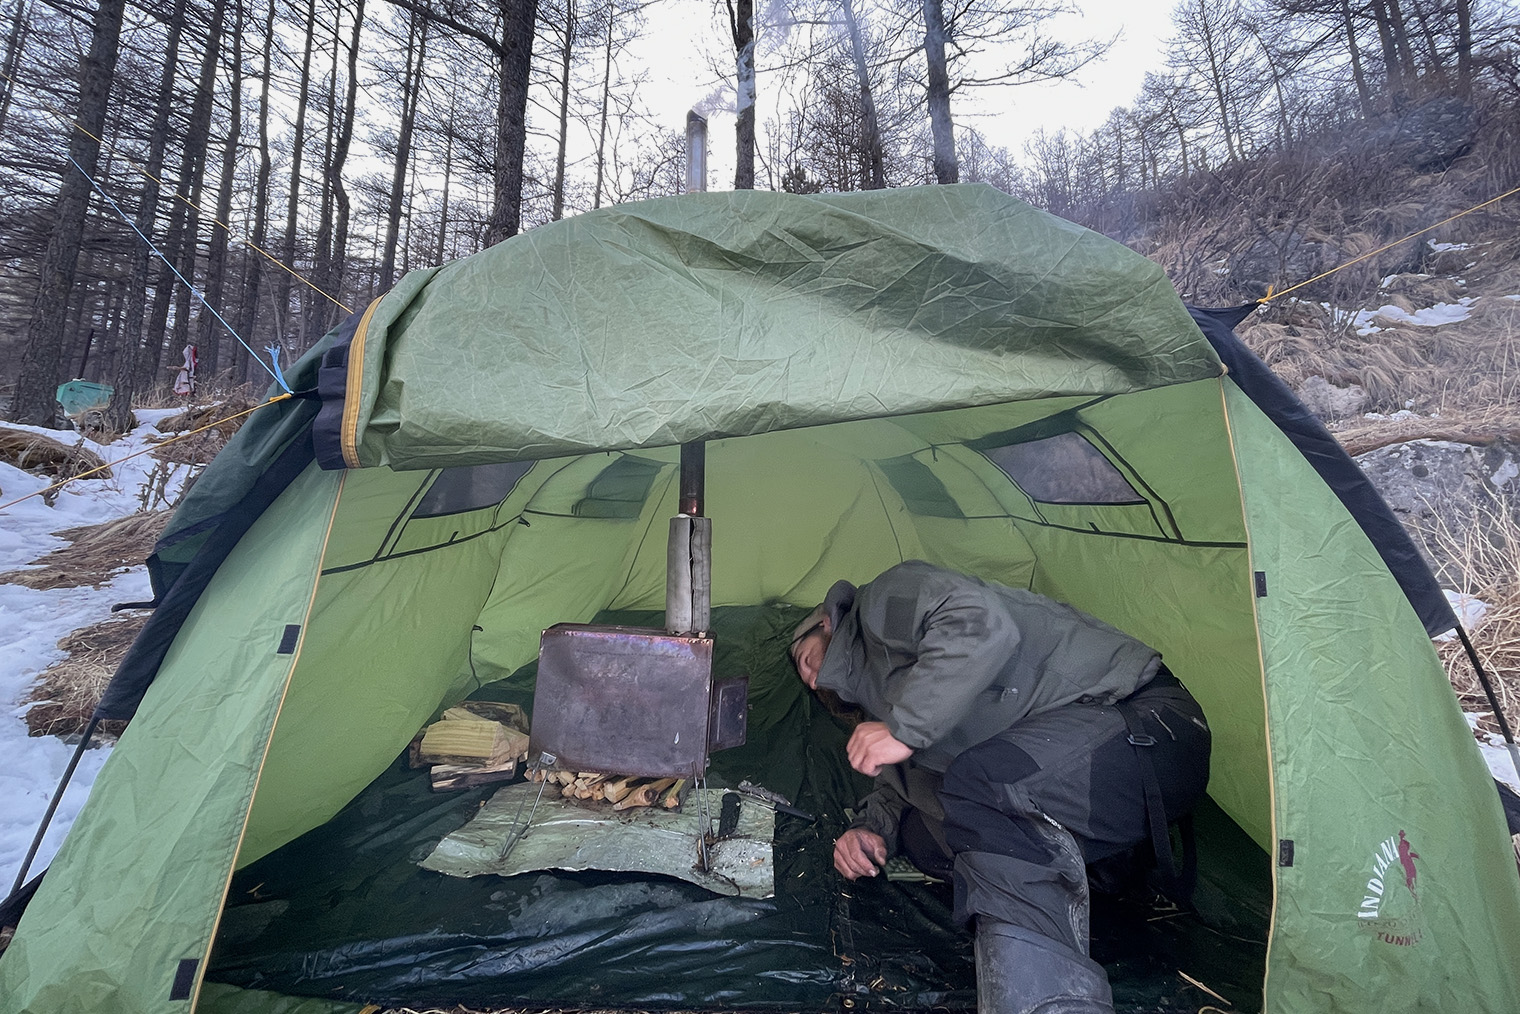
[207, 606, 1269, 1012]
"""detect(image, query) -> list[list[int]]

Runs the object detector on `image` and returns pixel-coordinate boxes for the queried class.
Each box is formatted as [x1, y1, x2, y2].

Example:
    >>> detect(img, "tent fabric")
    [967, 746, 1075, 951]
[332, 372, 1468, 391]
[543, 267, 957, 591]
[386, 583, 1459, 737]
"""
[4, 185, 1518, 1014]
[313, 187, 1223, 471]
[1189, 305, 1457, 637]
[202, 608, 1270, 1013]
[1225, 383, 1520, 1008]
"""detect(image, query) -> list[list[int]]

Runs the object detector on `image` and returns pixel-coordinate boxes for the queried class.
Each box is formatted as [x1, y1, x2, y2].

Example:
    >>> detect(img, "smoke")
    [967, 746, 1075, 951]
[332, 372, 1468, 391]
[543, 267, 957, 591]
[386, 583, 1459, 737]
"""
[691, 83, 733, 119]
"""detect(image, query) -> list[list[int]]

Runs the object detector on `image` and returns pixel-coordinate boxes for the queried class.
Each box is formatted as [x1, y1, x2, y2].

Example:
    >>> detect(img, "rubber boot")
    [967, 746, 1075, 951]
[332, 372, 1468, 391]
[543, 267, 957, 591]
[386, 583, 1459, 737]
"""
[974, 919, 1114, 1014]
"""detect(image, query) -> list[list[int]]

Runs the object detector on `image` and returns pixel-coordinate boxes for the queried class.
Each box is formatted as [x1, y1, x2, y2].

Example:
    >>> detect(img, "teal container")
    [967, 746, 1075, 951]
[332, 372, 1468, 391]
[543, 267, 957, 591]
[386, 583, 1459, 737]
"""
[55, 379, 115, 417]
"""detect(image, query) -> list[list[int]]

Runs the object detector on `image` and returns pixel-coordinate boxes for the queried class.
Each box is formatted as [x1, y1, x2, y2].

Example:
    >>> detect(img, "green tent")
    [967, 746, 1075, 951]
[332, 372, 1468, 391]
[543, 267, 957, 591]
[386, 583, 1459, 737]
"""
[3, 186, 1516, 1013]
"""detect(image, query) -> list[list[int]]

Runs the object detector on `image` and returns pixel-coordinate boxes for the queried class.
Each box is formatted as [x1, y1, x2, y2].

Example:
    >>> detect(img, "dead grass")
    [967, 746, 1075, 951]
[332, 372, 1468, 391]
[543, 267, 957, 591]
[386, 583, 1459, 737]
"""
[0, 427, 109, 481]
[1241, 293, 1520, 425]
[1428, 503, 1520, 740]
[22, 612, 144, 739]
[0, 511, 169, 590]
[148, 394, 261, 465]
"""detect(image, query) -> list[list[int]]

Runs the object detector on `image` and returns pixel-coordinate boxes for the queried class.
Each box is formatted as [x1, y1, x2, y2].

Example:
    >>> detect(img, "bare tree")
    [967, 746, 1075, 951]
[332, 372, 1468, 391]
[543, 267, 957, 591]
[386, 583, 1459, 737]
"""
[9, 0, 126, 424]
[388, 0, 540, 245]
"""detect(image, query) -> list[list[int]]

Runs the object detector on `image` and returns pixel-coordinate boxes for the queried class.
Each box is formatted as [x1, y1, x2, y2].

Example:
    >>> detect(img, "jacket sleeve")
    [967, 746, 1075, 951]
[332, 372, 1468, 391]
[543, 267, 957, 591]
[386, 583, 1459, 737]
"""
[850, 778, 911, 853]
[866, 570, 1029, 750]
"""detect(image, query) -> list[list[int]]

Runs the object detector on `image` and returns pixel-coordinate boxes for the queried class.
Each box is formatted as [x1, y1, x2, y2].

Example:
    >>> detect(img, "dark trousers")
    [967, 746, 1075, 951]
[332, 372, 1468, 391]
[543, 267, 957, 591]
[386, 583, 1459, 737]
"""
[912, 675, 1211, 957]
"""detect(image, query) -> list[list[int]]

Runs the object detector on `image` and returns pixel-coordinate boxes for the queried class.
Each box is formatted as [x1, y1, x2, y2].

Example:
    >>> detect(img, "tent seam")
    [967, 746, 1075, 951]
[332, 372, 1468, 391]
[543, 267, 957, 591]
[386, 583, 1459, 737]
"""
[341, 296, 383, 468]
[1219, 377, 1281, 1014]
[187, 468, 348, 1012]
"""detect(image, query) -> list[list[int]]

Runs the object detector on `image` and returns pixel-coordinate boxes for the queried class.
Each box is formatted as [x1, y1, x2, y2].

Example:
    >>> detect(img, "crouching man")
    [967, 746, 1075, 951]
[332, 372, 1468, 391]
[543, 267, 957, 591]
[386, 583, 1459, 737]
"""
[789, 560, 1211, 1014]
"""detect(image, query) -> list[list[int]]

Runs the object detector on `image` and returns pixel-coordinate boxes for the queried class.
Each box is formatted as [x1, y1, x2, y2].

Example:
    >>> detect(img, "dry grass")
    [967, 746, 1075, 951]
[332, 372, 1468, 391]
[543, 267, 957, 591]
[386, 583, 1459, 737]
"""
[0, 511, 169, 591]
[1429, 504, 1520, 740]
[22, 613, 144, 739]
[1240, 293, 1520, 426]
[148, 394, 261, 465]
[0, 427, 109, 481]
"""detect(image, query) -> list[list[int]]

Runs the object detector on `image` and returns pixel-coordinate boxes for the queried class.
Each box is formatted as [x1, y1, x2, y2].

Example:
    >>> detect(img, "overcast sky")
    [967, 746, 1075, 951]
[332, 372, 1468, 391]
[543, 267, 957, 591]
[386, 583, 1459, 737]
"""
[624, 0, 1178, 183]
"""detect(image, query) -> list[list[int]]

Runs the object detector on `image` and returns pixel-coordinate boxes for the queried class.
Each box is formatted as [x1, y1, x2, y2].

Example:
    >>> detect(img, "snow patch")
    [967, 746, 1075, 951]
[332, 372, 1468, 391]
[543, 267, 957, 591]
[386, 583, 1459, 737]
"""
[1465, 713, 1520, 795]
[0, 415, 195, 891]
[1354, 298, 1477, 335]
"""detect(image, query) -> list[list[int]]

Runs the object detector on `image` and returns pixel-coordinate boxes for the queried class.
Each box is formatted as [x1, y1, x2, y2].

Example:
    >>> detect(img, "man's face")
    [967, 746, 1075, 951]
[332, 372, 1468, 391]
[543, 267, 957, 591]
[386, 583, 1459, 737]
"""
[790, 618, 832, 690]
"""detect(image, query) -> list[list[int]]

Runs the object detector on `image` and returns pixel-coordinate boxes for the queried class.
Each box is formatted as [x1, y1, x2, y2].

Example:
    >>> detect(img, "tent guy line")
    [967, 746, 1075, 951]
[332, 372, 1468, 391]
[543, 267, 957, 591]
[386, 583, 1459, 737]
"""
[0, 65, 353, 316]
[66, 152, 293, 395]
[1258, 183, 1520, 305]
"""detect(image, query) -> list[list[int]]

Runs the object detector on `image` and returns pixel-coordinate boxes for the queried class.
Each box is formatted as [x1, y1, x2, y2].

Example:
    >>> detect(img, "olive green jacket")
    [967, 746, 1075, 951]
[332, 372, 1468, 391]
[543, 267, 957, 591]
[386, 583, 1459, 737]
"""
[816, 560, 1160, 847]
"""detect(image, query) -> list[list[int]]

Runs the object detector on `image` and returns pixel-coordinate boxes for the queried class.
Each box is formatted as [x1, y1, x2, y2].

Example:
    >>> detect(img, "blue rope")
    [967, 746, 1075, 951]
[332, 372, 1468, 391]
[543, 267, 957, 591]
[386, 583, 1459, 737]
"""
[265, 345, 289, 391]
[67, 153, 292, 394]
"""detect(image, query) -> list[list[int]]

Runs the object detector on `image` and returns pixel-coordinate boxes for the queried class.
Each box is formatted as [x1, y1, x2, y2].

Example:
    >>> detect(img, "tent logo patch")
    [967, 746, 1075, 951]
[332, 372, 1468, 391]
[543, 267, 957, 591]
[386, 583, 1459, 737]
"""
[1356, 830, 1424, 946]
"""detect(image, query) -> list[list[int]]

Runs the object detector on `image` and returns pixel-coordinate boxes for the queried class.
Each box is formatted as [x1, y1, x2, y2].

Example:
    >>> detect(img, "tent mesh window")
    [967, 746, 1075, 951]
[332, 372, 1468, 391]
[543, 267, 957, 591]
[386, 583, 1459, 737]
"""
[876, 454, 966, 518]
[979, 432, 1144, 505]
[412, 461, 536, 517]
[572, 455, 664, 518]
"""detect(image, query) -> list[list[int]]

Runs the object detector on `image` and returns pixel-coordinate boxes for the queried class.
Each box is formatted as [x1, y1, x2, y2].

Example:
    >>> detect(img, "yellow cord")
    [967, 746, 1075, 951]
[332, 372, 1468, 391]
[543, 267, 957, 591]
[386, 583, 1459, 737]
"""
[1259, 184, 1520, 304]
[0, 67, 353, 315]
[0, 394, 293, 513]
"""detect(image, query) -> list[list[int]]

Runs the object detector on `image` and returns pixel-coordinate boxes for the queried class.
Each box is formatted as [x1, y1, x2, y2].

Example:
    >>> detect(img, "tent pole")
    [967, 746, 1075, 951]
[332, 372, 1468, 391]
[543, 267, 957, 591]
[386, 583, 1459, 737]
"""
[9, 717, 100, 897]
[1453, 624, 1520, 785]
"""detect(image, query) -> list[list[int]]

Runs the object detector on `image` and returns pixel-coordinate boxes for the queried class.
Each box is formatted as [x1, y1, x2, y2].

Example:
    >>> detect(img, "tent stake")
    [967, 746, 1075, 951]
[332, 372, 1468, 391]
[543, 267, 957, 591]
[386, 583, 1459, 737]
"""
[9, 717, 99, 897]
[1454, 624, 1520, 786]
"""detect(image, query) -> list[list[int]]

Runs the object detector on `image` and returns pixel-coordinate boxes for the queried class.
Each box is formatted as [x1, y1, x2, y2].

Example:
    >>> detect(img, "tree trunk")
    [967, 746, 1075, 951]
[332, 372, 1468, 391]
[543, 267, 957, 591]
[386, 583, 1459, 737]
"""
[436, 91, 456, 262]
[730, 0, 754, 190]
[104, 0, 188, 431]
[321, 0, 365, 335]
[1454, 0, 1471, 99]
[841, 0, 883, 190]
[307, 3, 340, 347]
[592, 0, 614, 209]
[921, 0, 956, 184]
[1340, 0, 1374, 117]
[11, 0, 126, 424]
[233, 0, 278, 386]
[170, 0, 226, 378]
[484, 0, 538, 245]
[381, 8, 426, 289]
[551, 0, 575, 219]
[200, 0, 244, 381]
[0, 0, 32, 137]
[275, 0, 319, 346]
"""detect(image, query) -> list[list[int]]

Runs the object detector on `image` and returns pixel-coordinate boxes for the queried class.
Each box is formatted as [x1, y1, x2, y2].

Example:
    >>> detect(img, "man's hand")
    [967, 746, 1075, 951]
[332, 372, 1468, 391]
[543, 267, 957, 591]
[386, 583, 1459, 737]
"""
[845, 721, 913, 776]
[834, 828, 888, 880]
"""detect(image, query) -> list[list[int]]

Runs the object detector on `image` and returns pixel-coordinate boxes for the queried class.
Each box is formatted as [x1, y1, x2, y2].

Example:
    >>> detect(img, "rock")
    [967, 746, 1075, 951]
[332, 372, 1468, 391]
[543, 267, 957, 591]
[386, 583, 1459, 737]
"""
[1355, 438, 1520, 587]
[1297, 376, 1368, 419]
[1365, 96, 1476, 172]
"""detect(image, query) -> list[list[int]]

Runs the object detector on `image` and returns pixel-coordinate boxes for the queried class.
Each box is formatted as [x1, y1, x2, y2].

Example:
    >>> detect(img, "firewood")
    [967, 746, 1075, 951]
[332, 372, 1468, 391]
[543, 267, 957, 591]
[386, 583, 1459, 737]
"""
[613, 777, 678, 811]
[418, 718, 510, 766]
[659, 778, 688, 809]
[429, 758, 518, 791]
[600, 775, 638, 803]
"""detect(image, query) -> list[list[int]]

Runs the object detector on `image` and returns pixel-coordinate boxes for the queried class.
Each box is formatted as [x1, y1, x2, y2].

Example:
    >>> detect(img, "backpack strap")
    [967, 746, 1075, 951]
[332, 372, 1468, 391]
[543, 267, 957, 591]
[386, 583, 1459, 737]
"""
[1114, 691, 1198, 902]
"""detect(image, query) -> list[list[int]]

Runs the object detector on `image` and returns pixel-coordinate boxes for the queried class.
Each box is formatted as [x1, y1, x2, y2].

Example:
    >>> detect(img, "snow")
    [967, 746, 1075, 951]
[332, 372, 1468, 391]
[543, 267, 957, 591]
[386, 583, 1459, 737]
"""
[0, 412, 195, 892]
[1466, 714, 1520, 795]
[1437, 589, 1490, 639]
[1353, 297, 1477, 335]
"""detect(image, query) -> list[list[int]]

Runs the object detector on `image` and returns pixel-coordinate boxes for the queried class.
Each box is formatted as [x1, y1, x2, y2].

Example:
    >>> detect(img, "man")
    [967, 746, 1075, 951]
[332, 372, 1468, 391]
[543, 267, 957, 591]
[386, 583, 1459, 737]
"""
[790, 560, 1211, 1014]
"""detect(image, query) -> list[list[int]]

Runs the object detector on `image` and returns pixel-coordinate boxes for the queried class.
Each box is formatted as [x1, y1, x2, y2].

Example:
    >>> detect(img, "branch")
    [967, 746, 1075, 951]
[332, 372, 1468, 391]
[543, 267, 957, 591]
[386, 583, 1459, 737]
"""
[383, 0, 503, 56]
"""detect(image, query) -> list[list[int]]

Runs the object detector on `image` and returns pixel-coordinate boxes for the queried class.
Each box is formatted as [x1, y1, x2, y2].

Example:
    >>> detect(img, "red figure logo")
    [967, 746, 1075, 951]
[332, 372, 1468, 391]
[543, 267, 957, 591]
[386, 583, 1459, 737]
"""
[1397, 830, 1419, 898]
